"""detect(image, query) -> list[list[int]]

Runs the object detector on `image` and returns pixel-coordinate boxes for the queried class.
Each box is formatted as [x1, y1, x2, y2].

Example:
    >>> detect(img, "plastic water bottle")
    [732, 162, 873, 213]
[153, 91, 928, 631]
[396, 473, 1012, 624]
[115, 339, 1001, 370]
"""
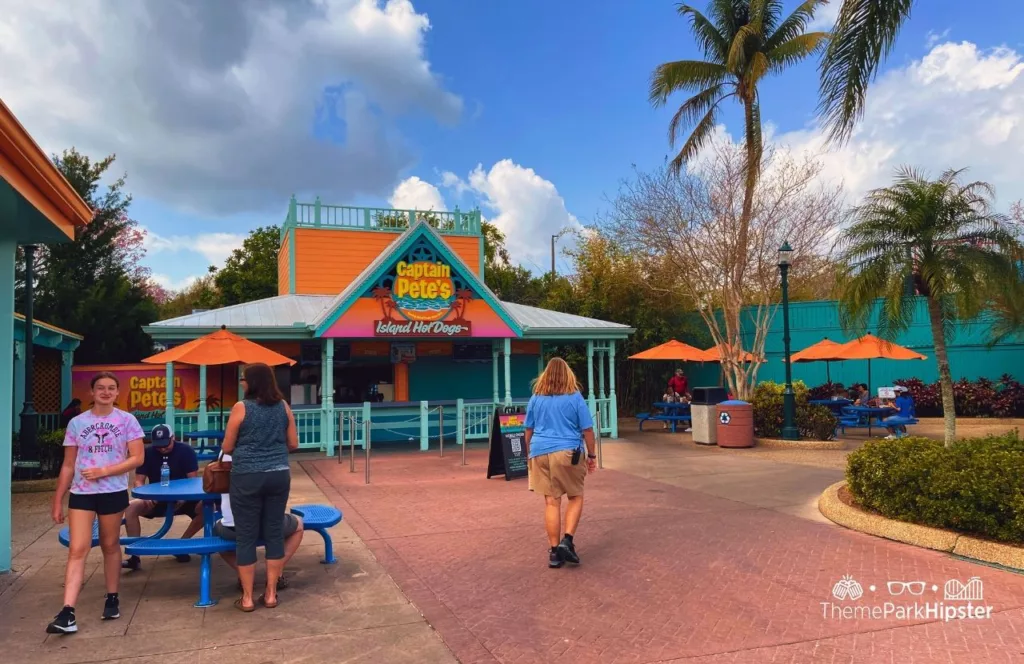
[160, 460, 170, 486]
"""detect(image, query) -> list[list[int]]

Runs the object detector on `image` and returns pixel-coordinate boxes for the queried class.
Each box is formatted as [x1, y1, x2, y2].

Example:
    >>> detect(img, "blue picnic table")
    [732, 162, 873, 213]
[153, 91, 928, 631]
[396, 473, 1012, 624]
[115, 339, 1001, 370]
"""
[839, 405, 897, 437]
[132, 478, 223, 607]
[808, 399, 853, 416]
[637, 402, 692, 433]
[183, 430, 224, 461]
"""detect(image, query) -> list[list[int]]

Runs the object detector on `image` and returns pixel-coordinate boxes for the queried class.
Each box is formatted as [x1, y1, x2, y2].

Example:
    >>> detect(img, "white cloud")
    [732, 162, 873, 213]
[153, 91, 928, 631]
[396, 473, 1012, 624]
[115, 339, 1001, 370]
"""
[926, 29, 951, 49]
[807, 0, 839, 31]
[143, 228, 246, 267]
[388, 176, 446, 211]
[445, 160, 581, 271]
[150, 273, 199, 293]
[771, 41, 1024, 206]
[0, 0, 461, 215]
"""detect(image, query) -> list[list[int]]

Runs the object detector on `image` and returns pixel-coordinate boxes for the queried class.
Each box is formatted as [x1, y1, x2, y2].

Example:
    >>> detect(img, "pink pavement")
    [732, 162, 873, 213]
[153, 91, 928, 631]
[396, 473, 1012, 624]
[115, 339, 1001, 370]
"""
[304, 450, 1024, 664]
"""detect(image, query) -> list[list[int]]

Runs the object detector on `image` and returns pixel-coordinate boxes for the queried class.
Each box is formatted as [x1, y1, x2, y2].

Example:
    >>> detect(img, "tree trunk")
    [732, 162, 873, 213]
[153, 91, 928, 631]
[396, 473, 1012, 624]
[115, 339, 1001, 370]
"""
[925, 296, 956, 447]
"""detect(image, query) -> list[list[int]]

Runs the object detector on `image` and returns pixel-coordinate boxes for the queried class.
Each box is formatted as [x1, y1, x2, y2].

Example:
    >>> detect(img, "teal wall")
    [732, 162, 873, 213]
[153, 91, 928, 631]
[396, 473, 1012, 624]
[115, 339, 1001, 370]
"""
[680, 298, 1024, 389]
[409, 355, 539, 401]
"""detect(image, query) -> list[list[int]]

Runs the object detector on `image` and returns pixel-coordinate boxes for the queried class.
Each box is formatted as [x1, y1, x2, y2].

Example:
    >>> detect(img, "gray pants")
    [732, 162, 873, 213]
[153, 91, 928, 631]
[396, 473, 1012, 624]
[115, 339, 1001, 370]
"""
[229, 470, 291, 566]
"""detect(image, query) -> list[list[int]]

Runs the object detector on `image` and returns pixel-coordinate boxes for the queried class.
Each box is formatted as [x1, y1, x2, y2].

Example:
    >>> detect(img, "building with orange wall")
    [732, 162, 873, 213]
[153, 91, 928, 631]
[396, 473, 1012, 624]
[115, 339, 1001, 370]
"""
[145, 199, 633, 455]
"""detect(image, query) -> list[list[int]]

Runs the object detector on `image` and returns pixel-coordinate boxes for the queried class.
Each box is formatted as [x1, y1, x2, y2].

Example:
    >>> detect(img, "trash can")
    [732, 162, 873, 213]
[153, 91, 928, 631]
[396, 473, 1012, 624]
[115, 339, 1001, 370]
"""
[716, 400, 754, 448]
[691, 387, 729, 445]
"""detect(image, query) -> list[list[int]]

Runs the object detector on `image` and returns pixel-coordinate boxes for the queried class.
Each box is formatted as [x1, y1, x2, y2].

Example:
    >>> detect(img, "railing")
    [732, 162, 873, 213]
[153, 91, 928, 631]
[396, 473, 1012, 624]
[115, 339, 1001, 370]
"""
[337, 406, 366, 449]
[292, 409, 324, 449]
[37, 413, 60, 432]
[283, 197, 482, 237]
[462, 402, 494, 440]
[593, 398, 613, 434]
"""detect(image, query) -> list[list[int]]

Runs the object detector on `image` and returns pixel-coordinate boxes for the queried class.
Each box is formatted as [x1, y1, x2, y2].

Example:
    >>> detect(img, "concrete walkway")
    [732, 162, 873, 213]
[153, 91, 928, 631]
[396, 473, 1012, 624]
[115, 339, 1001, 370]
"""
[306, 436, 1024, 664]
[0, 462, 455, 664]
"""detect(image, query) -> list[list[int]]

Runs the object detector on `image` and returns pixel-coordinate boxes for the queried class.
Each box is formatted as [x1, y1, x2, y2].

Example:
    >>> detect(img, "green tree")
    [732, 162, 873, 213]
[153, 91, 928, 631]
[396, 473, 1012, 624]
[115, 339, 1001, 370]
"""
[836, 168, 1022, 446]
[215, 226, 280, 306]
[24, 149, 159, 363]
[649, 0, 829, 225]
[159, 267, 222, 319]
[818, 0, 915, 143]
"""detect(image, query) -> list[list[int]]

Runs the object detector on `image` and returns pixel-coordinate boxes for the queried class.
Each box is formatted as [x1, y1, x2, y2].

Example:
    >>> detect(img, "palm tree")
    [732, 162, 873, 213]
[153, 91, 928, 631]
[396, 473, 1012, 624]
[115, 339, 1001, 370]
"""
[836, 168, 1022, 446]
[818, 0, 915, 144]
[649, 0, 829, 259]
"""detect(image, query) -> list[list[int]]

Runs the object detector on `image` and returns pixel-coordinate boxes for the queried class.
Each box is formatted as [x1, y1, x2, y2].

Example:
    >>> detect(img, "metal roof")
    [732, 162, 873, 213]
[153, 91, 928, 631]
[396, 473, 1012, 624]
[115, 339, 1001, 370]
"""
[148, 295, 632, 338]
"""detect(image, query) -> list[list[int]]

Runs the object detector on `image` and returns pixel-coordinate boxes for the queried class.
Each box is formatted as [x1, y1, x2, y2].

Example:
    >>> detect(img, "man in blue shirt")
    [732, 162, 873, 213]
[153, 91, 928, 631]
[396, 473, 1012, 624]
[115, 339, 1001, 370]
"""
[122, 425, 201, 569]
[884, 386, 915, 438]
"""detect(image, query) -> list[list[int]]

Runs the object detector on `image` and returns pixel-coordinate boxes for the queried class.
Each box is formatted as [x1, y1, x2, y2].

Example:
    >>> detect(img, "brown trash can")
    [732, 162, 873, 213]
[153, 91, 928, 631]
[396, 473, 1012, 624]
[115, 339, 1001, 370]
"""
[716, 400, 754, 448]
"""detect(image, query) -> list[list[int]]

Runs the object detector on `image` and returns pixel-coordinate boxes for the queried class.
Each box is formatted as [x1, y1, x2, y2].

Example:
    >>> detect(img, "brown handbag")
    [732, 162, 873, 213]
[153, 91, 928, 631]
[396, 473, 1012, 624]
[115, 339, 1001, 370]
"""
[202, 451, 231, 494]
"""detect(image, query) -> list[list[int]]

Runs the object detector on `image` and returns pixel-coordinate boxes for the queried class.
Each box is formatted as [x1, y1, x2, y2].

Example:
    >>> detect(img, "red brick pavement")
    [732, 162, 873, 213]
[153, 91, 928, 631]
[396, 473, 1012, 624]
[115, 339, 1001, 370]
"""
[304, 450, 1024, 663]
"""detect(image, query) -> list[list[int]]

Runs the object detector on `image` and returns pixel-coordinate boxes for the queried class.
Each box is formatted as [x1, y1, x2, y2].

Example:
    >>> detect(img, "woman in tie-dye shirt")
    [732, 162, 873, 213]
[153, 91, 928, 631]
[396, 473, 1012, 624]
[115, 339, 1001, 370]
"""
[47, 372, 144, 635]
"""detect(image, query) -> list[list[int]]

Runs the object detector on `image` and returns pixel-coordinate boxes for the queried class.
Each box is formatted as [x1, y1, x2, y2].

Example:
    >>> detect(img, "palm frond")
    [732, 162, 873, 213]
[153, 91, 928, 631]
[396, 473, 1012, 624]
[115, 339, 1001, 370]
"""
[765, 0, 829, 50]
[667, 84, 735, 146]
[678, 4, 730, 61]
[649, 60, 729, 107]
[767, 32, 830, 75]
[818, 0, 915, 145]
[669, 101, 722, 176]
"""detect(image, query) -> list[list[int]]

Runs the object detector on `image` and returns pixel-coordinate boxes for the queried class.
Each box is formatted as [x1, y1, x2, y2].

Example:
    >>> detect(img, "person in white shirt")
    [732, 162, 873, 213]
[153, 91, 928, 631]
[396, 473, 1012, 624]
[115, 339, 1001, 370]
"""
[212, 453, 305, 592]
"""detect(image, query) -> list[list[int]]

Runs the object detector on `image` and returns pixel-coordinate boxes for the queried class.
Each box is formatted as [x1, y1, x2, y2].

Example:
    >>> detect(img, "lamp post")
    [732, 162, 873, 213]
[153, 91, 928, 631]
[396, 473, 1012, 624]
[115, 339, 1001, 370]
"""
[778, 241, 799, 441]
[550, 228, 571, 278]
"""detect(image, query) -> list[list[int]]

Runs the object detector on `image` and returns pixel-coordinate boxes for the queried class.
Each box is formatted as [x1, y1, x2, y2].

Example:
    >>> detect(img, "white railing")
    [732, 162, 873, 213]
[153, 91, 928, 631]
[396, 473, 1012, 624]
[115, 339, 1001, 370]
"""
[292, 409, 324, 449]
[337, 406, 366, 449]
[37, 412, 61, 431]
[462, 402, 493, 440]
[593, 398, 613, 434]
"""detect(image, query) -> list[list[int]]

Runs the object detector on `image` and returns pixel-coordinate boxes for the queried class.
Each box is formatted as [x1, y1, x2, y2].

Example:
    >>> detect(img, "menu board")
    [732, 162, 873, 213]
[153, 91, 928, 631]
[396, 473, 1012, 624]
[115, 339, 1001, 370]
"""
[486, 408, 529, 481]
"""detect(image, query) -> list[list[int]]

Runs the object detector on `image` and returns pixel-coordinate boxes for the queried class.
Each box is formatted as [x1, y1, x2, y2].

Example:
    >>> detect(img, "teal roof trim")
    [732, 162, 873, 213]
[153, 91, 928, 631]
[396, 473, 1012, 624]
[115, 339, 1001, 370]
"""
[312, 221, 523, 338]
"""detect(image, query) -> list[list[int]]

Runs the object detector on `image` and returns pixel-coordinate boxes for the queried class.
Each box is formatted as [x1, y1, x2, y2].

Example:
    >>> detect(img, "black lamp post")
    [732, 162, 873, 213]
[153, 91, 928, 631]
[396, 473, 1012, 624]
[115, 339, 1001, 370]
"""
[19, 245, 39, 466]
[778, 241, 799, 441]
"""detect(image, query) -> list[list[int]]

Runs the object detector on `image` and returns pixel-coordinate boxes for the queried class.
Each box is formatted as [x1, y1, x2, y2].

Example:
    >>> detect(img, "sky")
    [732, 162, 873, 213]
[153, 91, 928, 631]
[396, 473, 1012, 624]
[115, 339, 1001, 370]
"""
[1, 0, 1023, 291]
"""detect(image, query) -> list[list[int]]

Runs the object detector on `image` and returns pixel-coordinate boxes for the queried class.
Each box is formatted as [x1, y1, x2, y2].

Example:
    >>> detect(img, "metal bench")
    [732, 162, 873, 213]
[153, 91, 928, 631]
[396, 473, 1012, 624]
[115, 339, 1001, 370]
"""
[57, 503, 176, 548]
[639, 414, 692, 433]
[290, 504, 342, 564]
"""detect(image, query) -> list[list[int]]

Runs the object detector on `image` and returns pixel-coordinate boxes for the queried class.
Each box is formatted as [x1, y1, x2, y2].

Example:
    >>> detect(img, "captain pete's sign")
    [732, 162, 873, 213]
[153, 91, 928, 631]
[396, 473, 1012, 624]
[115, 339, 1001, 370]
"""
[373, 260, 472, 337]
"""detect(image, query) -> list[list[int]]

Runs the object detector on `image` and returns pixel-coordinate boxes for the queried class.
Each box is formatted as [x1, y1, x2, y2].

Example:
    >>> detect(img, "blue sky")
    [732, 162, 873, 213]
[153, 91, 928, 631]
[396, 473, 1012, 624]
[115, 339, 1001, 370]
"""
[3, 0, 1023, 288]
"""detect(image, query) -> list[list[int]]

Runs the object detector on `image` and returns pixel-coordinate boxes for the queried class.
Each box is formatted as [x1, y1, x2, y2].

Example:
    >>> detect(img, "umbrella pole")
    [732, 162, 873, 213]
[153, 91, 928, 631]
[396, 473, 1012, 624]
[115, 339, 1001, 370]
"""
[826, 361, 831, 385]
[867, 359, 872, 437]
[220, 365, 225, 430]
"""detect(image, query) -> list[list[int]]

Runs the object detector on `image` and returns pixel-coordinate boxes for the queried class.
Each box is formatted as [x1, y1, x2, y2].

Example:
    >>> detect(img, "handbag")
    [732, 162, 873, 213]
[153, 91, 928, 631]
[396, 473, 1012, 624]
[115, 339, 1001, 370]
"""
[203, 450, 232, 494]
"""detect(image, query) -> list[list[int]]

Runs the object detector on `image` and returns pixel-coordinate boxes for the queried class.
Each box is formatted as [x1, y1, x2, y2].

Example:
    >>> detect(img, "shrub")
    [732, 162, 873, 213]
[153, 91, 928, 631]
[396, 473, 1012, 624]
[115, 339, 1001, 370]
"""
[808, 381, 845, 401]
[846, 432, 1024, 543]
[808, 375, 1024, 418]
[752, 380, 836, 440]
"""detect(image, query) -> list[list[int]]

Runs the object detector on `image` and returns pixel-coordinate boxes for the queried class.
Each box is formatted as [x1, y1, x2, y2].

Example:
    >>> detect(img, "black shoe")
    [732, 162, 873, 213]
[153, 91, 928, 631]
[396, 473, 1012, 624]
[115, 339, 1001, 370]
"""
[548, 548, 564, 568]
[122, 555, 141, 571]
[46, 606, 77, 634]
[102, 595, 120, 621]
[557, 537, 580, 565]
[174, 554, 191, 563]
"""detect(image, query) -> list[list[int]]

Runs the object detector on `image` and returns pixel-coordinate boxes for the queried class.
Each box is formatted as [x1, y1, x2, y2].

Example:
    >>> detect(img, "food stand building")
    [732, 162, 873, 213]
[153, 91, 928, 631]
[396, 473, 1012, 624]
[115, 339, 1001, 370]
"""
[144, 199, 633, 455]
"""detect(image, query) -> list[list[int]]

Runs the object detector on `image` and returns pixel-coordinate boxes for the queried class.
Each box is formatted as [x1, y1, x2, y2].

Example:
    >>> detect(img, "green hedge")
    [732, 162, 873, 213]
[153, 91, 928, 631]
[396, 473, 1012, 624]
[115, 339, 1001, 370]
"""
[846, 432, 1024, 543]
[752, 380, 838, 441]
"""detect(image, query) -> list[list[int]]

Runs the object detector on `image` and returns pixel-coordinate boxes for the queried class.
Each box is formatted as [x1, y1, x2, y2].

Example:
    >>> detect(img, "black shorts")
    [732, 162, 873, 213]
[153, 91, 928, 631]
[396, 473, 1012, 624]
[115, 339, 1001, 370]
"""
[144, 500, 201, 520]
[68, 490, 130, 516]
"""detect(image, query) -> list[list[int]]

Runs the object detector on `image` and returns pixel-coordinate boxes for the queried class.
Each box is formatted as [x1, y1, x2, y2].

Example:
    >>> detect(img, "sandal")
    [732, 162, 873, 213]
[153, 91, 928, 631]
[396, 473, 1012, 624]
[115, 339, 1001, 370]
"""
[258, 593, 278, 609]
[233, 598, 256, 613]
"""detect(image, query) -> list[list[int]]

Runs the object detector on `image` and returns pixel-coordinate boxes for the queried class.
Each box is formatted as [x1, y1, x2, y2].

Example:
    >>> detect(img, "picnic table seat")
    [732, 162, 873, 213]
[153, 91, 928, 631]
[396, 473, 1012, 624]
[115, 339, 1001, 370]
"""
[290, 504, 343, 564]
[57, 519, 154, 548]
[638, 414, 692, 432]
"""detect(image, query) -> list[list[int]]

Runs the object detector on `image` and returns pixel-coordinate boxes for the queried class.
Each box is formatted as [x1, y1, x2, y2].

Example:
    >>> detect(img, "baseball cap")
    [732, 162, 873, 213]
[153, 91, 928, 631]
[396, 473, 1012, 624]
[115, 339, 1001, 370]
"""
[150, 424, 174, 447]
[894, 386, 909, 393]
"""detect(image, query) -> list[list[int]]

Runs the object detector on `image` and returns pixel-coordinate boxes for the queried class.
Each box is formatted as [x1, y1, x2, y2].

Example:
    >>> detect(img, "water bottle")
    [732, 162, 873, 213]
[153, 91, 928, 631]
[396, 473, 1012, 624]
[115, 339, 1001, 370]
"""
[160, 460, 170, 486]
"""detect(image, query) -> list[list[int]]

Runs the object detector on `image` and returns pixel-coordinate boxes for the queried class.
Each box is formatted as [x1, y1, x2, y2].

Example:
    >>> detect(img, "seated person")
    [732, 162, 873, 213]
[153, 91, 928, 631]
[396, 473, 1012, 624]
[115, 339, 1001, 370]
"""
[661, 391, 678, 403]
[883, 386, 915, 438]
[123, 424, 202, 569]
[212, 453, 304, 589]
[667, 369, 690, 401]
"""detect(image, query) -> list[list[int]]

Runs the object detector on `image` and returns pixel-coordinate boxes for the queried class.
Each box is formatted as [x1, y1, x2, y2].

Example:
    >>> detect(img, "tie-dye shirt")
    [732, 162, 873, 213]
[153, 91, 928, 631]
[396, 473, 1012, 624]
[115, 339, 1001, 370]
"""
[63, 408, 144, 495]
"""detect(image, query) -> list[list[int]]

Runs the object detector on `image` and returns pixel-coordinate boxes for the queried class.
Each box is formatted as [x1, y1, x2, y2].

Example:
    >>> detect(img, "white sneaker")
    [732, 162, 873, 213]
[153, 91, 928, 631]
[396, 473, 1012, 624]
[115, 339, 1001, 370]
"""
[884, 434, 896, 440]
[684, 428, 692, 433]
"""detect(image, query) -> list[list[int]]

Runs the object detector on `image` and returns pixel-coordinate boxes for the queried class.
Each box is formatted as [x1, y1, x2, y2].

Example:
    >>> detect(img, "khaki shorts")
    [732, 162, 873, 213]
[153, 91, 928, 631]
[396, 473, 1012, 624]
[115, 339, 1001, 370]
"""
[528, 449, 586, 498]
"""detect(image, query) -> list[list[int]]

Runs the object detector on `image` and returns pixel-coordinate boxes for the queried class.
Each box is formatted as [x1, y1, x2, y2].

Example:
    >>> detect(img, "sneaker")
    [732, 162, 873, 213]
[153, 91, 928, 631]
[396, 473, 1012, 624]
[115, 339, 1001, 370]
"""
[46, 606, 77, 634]
[684, 428, 693, 433]
[122, 555, 141, 571]
[548, 548, 564, 569]
[102, 595, 120, 621]
[174, 554, 191, 563]
[557, 537, 580, 565]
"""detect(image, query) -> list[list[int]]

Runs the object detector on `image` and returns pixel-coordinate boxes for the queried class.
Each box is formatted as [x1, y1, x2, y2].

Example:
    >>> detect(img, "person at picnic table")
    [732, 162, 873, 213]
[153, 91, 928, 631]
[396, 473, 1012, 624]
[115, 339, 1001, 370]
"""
[48, 372, 145, 635]
[524, 357, 597, 569]
[121, 424, 203, 571]
[883, 386, 915, 439]
[212, 452, 304, 590]
[221, 362, 300, 612]
[667, 368, 689, 400]
[59, 398, 82, 428]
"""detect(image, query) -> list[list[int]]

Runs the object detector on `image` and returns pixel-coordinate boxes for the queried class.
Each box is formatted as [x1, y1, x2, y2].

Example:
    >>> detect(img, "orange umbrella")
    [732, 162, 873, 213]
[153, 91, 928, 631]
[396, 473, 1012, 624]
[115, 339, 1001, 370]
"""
[628, 339, 707, 362]
[699, 343, 760, 363]
[143, 326, 296, 426]
[831, 333, 926, 395]
[788, 337, 845, 383]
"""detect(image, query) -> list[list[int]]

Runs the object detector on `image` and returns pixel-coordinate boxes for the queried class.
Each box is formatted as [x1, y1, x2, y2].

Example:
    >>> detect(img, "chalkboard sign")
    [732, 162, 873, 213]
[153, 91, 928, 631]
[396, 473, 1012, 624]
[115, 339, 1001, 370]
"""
[486, 408, 529, 481]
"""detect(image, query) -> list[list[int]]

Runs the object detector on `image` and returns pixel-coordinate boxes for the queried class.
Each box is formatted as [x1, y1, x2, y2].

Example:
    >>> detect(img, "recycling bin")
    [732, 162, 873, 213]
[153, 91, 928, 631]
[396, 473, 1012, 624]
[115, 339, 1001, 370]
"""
[716, 400, 754, 448]
[690, 386, 729, 445]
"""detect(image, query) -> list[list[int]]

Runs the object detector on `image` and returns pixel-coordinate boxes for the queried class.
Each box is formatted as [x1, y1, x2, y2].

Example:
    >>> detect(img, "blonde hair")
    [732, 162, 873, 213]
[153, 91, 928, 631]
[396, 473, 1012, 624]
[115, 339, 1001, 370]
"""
[532, 357, 581, 396]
